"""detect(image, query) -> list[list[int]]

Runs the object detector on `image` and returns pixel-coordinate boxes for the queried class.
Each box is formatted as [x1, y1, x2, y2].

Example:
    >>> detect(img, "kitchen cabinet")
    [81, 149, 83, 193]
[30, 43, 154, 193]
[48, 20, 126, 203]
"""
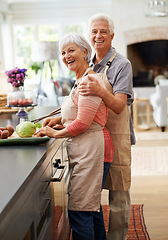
[0, 107, 70, 240]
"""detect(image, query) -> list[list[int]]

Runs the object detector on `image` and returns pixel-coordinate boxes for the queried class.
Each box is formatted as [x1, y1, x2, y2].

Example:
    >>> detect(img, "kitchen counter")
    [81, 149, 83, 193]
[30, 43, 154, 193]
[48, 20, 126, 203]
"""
[0, 106, 66, 239]
[0, 141, 53, 215]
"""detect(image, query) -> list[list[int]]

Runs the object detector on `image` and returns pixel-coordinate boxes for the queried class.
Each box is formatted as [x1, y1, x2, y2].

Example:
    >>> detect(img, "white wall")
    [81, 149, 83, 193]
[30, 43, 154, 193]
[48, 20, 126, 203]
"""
[9, 0, 168, 56]
[0, 0, 9, 69]
[9, 0, 112, 24]
[109, 0, 168, 56]
[0, 0, 168, 69]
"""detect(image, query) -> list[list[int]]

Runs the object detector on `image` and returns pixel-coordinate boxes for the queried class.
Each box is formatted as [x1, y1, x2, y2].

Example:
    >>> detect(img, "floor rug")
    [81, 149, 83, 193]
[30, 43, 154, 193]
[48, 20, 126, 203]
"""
[102, 204, 150, 240]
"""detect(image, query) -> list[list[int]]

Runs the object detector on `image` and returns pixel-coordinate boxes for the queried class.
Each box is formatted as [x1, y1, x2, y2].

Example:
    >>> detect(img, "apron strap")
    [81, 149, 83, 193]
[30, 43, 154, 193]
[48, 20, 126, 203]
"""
[104, 50, 117, 75]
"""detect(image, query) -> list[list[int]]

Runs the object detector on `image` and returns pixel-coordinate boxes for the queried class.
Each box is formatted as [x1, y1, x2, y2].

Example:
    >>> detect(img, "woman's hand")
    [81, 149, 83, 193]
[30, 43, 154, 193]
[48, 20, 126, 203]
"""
[78, 75, 103, 97]
[36, 125, 72, 139]
[42, 116, 62, 128]
[52, 124, 65, 130]
[35, 126, 57, 138]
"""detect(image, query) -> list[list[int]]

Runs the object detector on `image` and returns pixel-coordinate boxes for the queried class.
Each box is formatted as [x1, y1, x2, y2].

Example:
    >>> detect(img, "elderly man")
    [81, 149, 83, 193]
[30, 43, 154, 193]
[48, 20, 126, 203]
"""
[78, 13, 135, 240]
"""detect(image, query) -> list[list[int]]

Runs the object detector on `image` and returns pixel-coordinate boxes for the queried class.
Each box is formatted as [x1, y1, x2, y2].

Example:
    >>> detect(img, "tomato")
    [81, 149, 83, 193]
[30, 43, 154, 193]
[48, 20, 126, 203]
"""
[18, 98, 24, 106]
[28, 98, 33, 105]
[11, 99, 18, 106]
[22, 99, 29, 106]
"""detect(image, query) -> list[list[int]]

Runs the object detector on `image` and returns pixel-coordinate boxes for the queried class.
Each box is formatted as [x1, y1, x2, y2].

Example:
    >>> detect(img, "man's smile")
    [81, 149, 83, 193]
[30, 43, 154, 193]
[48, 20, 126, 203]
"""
[95, 40, 104, 43]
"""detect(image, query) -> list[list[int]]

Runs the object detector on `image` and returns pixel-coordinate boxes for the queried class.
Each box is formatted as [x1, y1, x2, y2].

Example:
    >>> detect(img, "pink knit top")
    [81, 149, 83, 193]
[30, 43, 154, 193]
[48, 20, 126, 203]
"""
[67, 74, 113, 163]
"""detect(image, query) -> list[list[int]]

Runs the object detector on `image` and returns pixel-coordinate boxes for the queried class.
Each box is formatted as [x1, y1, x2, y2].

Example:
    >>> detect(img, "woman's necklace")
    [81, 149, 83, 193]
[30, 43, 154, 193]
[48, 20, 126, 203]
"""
[74, 67, 92, 88]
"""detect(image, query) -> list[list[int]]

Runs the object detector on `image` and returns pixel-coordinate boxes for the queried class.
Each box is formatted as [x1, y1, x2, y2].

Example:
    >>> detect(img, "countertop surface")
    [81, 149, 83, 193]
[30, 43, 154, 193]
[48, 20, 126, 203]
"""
[0, 106, 58, 215]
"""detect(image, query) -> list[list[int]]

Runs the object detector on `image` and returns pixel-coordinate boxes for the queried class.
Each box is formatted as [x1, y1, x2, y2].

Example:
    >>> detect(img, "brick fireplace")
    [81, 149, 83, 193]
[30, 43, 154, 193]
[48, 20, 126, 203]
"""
[124, 26, 168, 87]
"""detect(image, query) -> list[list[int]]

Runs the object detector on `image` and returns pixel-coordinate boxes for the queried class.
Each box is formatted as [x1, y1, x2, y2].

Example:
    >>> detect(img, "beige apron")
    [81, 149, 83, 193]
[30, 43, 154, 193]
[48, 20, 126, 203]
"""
[61, 87, 104, 211]
[98, 52, 132, 191]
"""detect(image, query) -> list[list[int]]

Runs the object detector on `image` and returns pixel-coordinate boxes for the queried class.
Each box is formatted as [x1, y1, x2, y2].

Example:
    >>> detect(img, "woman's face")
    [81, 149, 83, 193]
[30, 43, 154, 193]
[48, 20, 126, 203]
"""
[61, 42, 87, 73]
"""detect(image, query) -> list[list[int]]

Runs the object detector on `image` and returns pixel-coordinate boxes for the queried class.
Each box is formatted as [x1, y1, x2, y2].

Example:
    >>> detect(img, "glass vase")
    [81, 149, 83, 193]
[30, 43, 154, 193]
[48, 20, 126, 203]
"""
[7, 86, 37, 117]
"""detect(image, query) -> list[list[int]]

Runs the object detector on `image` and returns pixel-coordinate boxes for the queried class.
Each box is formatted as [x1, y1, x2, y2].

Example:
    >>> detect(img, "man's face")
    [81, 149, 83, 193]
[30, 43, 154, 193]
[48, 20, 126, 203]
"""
[89, 19, 114, 54]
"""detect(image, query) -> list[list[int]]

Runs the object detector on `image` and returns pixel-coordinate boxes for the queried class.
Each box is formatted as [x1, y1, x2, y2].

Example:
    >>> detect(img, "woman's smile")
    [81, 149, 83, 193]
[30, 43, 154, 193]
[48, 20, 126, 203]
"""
[61, 42, 88, 79]
[67, 59, 75, 65]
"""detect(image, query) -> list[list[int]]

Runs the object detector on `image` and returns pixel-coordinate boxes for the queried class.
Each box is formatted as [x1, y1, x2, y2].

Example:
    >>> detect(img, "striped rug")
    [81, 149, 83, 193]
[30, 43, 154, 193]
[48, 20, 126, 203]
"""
[102, 204, 150, 240]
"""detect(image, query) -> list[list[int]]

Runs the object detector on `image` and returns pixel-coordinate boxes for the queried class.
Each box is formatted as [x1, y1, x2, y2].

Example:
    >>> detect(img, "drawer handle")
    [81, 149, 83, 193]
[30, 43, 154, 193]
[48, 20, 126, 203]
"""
[53, 158, 61, 168]
[51, 165, 66, 182]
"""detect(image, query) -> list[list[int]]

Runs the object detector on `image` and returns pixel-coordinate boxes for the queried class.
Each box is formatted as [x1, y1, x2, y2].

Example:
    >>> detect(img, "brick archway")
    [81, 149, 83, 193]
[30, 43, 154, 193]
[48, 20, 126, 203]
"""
[124, 26, 168, 45]
[124, 26, 168, 87]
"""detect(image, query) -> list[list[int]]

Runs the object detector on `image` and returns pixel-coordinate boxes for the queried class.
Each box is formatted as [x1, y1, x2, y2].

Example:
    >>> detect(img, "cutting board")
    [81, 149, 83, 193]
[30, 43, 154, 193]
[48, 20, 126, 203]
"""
[0, 135, 50, 145]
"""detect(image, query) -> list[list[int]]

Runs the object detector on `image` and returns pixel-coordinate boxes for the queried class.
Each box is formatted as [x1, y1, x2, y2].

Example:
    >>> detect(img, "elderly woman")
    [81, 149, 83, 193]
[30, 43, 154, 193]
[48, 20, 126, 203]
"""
[36, 33, 113, 240]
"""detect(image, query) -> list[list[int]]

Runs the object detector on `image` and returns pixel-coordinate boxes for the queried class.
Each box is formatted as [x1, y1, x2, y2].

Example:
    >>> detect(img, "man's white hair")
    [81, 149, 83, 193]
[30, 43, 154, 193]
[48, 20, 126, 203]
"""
[88, 13, 114, 35]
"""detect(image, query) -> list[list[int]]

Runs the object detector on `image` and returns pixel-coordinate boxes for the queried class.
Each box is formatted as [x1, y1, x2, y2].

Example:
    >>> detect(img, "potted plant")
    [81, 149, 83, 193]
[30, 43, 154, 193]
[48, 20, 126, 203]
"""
[30, 62, 43, 75]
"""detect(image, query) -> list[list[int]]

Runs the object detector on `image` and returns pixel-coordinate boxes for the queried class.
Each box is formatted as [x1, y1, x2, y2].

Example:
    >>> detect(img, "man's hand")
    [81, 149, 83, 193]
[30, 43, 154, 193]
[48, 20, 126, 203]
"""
[78, 75, 103, 97]
[79, 74, 127, 114]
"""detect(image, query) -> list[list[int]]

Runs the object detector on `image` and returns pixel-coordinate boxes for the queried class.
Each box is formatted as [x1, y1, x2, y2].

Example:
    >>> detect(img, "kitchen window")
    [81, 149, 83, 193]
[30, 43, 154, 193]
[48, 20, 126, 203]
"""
[13, 23, 85, 80]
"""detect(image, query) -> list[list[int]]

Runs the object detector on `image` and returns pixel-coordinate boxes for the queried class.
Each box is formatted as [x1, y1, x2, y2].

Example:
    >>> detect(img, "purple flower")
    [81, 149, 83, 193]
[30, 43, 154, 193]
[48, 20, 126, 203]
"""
[5, 67, 27, 87]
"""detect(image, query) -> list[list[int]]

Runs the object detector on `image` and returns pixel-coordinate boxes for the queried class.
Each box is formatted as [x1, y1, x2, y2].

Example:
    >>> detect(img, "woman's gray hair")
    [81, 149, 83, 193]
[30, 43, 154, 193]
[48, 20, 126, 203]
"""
[59, 33, 92, 63]
[88, 13, 114, 35]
